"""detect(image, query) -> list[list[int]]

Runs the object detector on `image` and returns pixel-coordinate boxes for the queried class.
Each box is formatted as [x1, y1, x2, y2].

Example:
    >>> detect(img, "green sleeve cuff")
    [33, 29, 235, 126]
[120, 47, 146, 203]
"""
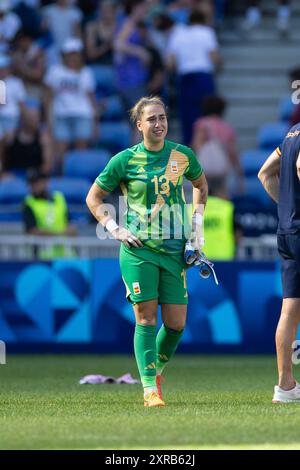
[95, 178, 113, 192]
[188, 168, 203, 181]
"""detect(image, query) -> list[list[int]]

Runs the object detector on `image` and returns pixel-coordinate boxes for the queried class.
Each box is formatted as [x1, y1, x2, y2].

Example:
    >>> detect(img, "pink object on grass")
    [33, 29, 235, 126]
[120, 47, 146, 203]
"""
[79, 373, 140, 385]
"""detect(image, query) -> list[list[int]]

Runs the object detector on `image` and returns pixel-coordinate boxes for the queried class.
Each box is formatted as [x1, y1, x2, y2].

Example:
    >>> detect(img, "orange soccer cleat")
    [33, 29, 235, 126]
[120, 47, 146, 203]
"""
[144, 391, 165, 407]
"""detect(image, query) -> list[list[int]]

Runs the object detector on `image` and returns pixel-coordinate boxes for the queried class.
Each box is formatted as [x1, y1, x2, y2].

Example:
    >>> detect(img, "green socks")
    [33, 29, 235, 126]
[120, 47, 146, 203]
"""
[134, 323, 157, 389]
[134, 323, 184, 390]
[156, 324, 184, 375]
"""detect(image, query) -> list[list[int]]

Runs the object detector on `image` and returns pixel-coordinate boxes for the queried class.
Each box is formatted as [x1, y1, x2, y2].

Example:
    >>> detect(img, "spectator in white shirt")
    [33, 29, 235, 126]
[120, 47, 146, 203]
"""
[243, 0, 290, 34]
[44, 38, 98, 174]
[167, 9, 220, 145]
[0, 0, 22, 52]
[0, 54, 26, 135]
[42, 0, 83, 52]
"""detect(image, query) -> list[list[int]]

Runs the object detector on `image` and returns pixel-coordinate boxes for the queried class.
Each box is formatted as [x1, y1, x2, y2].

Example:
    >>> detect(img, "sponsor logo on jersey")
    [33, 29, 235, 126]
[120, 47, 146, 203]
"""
[171, 161, 178, 173]
[132, 282, 141, 294]
[137, 167, 146, 173]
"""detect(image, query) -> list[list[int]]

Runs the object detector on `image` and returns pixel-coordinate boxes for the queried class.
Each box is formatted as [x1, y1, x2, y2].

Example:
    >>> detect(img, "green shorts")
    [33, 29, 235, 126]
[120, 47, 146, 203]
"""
[119, 244, 188, 305]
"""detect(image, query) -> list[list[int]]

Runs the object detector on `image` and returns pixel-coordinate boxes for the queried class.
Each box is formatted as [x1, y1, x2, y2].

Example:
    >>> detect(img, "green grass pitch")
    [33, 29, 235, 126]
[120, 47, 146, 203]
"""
[1, 354, 300, 450]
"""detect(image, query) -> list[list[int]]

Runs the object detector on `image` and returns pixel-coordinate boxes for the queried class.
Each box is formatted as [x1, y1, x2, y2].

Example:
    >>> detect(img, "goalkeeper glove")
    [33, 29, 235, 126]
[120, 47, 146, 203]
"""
[185, 212, 205, 264]
[184, 247, 219, 285]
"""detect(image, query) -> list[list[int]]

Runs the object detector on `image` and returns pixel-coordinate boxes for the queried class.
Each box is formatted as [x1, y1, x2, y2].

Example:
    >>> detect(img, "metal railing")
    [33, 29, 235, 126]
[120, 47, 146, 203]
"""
[0, 234, 278, 260]
[237, 235, 278, 260]
[0, 235, 120, 259]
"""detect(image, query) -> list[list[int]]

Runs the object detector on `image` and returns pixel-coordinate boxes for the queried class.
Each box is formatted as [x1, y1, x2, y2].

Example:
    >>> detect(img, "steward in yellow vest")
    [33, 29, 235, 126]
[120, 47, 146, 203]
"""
[23, 170, 77, 259]
[204, 194, 236, 260]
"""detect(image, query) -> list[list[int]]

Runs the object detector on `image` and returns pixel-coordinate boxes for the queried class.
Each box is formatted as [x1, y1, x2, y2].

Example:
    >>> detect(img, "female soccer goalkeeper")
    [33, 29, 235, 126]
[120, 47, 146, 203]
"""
[86, 96, 208, 407]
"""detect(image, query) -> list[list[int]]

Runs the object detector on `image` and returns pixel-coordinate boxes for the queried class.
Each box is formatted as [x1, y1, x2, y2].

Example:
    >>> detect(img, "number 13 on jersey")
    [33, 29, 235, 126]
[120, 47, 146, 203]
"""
[151, 175, 170, 196]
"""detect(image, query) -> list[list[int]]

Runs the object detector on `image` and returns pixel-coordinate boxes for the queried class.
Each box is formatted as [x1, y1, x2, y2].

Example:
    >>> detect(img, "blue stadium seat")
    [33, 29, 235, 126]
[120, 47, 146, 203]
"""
[101, 95, 125, 121]
[169, 9, 189, 24]
[0, 177, 28, 203]
[63, 149, 111, 181]
[0, 177, 29, 222]
[89, 64, 116, 97]
[99, 121, 131, 153]
[279, 96, 295, 122]
[49, 177, 91, 204]
[257, 122, 288, 150]
[243, 176, 274, 208]
[240, 149, 269, 177]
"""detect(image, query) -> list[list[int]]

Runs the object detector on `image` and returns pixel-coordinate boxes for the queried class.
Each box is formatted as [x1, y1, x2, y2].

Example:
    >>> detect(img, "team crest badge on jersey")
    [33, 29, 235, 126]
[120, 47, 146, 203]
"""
[171, 161, 178, 173]
[132, 282, 141, 295]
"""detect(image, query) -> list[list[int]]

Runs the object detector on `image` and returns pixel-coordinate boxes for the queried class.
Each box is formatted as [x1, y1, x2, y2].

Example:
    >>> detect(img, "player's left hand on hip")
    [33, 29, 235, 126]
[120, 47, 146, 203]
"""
[112, 227, 143, 248]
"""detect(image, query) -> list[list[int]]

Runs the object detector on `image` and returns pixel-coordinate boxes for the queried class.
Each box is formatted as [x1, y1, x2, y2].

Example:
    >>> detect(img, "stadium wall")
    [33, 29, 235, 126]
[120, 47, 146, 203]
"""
[0, 259, 285, 353]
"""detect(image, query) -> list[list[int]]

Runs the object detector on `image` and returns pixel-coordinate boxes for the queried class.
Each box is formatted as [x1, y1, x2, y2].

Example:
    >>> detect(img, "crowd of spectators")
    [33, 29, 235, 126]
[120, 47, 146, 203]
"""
[0, 0, 226, 178]
[0, 0, 296, 260]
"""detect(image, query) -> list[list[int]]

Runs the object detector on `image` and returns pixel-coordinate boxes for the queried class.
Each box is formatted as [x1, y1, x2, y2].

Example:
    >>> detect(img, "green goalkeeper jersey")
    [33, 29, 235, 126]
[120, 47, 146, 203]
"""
[95, 139, 203, 254]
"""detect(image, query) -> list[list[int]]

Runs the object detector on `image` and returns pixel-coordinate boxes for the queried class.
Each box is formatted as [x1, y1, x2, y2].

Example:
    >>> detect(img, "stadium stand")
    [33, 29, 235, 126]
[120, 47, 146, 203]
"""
[0, 177, 28, 221]
[0, 0, 298, 260]
[233, 175, 275, 208]
[240, 149, 270, 177]
[0, 177, 28, 204]
[99, 121, 131, 153]
[279, 95, 296, 122]
[63, 148, 111, 181]
[257, 122, 289, 150]
[49, 177, 91, 222]
[49, 177, 91, 205]
[100, 95, 125, 121]
[90, 64, 116, 98]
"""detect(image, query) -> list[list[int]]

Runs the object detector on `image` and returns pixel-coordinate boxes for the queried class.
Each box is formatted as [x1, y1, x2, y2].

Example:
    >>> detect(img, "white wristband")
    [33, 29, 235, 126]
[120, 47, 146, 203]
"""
[199, 236, 205, 247]
[105, 219, 119, 233]
[193, 213, 203, 226]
